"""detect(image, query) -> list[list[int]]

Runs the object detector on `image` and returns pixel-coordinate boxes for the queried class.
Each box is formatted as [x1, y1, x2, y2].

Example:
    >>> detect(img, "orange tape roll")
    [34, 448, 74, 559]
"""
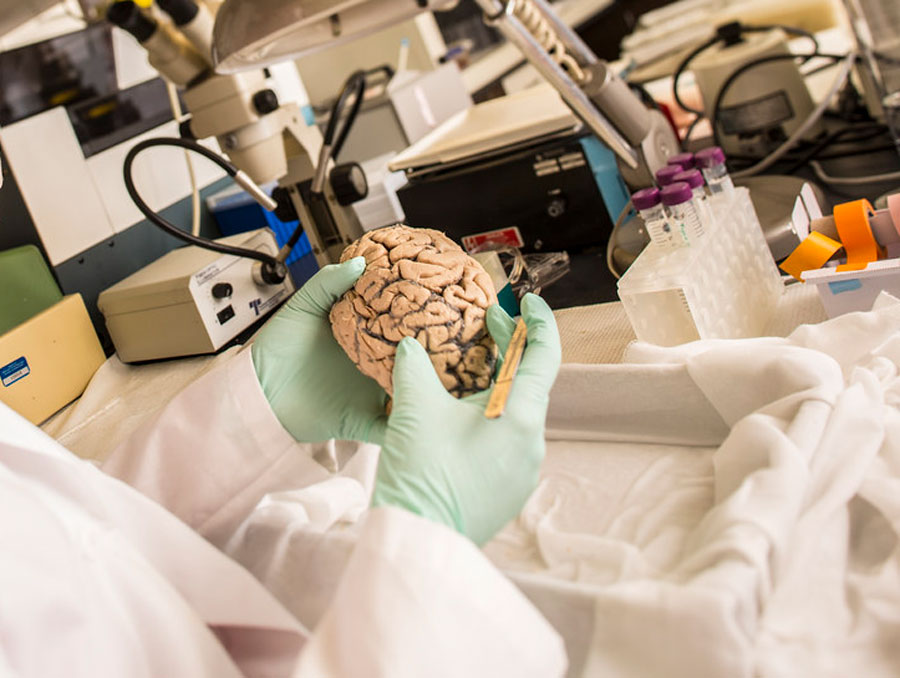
[834, 199, 883, 272]
[780, 231, 843, 281]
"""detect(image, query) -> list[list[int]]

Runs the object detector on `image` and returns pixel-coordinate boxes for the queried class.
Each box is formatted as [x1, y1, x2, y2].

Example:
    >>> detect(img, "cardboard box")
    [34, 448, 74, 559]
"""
[0, 294, 105, 424]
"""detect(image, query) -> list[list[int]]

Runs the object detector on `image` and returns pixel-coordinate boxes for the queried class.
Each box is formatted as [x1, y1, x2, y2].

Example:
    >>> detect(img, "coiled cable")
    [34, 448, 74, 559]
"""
[123, 137, 287, 281]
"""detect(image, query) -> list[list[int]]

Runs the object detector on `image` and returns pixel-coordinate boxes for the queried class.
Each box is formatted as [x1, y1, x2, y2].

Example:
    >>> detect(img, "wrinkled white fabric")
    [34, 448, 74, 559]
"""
[28, 286, 900, 677]
[2, 346, 567, 677]
[0, 403, 306, 678]
[484, 291, 900, 677]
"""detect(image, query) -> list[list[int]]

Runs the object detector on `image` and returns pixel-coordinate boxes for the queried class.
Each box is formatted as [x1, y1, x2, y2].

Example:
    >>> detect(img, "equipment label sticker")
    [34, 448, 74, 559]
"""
[462, 227, 524, 253]
[194, 263, 222, 286]
[1, 357, 30, 387]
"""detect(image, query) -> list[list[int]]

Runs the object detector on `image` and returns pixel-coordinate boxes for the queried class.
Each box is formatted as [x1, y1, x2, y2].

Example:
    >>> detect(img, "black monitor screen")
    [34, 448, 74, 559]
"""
[0, 23, 173, 157]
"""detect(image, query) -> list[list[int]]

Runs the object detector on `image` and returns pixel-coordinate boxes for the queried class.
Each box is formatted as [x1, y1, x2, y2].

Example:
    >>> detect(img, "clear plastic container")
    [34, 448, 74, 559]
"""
[673, 168, 714, 229]
[617, 187, 783, 346]
[632, 187, 683, 250]
[695, 146, 734, 195]
[661, 181, 704, 245]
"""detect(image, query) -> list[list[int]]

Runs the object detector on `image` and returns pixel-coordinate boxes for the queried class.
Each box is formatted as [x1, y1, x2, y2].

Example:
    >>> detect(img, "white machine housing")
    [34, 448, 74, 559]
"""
[98, 228, 294, 362]
[692, 29, 822, 157]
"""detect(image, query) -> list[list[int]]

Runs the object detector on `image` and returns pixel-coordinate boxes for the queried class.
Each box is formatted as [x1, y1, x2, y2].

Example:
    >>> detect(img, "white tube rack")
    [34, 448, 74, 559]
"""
[617, 187, 784, 346]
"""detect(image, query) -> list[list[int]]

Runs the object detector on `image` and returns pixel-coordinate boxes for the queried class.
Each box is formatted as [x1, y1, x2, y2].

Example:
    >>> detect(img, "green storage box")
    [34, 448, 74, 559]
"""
[0, 245, 62, 336]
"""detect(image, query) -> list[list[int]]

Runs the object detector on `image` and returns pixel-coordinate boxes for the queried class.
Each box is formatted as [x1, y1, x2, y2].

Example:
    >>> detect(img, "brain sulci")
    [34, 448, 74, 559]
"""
[329, 224, 499, 398]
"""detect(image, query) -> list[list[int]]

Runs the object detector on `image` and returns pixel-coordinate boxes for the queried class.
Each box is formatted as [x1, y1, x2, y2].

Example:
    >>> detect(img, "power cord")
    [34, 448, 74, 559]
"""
[810, 161, 900, 186]
[123, 136, 289, 284]
[125, 68, 386, 283]
[606, 200, 635, 279]
[780, 121, 889, 174]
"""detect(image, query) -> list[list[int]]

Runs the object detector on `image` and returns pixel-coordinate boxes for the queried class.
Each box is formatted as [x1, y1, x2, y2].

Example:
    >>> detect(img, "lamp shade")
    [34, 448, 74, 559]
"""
[212, 0, 453, 73]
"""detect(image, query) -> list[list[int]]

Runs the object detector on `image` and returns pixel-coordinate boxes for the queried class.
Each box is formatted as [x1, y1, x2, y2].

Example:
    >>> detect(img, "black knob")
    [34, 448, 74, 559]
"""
[330, 163, 368, 206]
[259, 261, 287, 285]
[106, 1, 157, 43]
[212, 282, 233, 299]
[253, 89, 279, 115]
[546, 196, 567, 218]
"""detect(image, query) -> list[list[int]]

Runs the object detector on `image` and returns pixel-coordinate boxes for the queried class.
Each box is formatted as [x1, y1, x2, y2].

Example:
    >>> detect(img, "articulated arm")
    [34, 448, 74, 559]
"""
[472, 0, 678, 187]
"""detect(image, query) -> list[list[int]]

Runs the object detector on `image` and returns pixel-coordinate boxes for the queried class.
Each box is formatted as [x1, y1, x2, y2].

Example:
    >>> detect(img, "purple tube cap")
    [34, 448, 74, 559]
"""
[695, 146, 726, 168]
[655, 165, 683, 186]
[673, 169, 704, 189]
[660, 181, 693, 207]
[631, 187, 661, 210]
[668, 152, 695, 169]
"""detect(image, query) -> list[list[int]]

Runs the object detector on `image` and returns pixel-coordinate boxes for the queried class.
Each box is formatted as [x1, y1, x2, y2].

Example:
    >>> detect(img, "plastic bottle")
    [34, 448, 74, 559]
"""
[655, 164, 684, 187]
[673, 169, 714, 229]
[667, 152, 695, 170]
[661, 181, 705, 245]
[694, 146, 734, 196]
[632, 187, 682, 250]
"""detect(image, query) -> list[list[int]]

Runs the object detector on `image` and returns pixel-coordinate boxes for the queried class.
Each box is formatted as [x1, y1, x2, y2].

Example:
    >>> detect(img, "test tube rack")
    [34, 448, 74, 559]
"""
[617, 187, 784, 346]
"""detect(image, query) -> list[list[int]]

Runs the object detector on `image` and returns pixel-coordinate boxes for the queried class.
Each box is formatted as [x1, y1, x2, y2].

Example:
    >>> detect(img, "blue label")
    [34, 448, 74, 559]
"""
[300, 104, 316, 126]
[828, 279, 863, 295]
[1, 356, 30, 387]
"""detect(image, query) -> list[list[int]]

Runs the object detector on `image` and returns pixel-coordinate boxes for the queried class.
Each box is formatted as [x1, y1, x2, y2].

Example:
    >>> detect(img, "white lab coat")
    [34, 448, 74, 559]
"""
[0, 347, 567, 677]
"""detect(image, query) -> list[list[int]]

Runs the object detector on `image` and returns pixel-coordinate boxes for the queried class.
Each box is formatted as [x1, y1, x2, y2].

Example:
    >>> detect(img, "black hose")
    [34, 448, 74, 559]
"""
[122, 136, 282, 268]
[325, 71, 367, 161]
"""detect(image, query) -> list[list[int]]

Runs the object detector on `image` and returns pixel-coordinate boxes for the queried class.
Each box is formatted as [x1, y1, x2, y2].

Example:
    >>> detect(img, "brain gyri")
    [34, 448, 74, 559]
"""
[329, 225, 498, 398]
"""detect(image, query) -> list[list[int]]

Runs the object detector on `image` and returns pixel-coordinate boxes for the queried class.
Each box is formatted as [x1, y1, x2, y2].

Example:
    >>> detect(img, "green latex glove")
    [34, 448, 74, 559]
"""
[251, 257, 387, 444]
[371, 293, 562, 545]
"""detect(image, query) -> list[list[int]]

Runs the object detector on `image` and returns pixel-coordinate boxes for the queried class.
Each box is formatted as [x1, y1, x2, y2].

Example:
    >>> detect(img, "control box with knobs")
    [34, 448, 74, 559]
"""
[98, 229, 294, 362]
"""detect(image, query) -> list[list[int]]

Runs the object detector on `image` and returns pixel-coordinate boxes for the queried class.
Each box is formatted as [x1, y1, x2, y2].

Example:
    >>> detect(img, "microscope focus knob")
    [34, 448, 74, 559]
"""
[253, 89, 280, 115]
[329, 163, 368, 206]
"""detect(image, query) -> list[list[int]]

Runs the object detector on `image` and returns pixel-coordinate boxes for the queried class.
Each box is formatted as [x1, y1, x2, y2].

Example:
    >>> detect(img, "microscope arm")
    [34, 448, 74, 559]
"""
[471, 0, 679, 187]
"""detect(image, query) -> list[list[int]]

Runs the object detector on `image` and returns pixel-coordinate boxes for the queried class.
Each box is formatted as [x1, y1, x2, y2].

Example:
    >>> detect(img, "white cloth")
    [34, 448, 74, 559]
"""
[484, 291, 900, 677]
[2, 345, 567, 677]
[25, 285, 899, 677]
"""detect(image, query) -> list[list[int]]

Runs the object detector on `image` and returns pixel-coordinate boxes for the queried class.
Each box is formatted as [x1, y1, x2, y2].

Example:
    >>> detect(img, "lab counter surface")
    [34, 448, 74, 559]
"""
[56, 285, 900, 678]
[42, 284, 827, 452]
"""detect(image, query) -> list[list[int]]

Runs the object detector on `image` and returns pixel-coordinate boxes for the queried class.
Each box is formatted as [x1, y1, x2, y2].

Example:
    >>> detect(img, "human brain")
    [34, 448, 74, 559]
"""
[329, 225, 498, 398]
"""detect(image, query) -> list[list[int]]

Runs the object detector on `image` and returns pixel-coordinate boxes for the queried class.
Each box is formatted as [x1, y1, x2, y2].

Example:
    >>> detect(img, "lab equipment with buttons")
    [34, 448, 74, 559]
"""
[97, 228, 294, 362]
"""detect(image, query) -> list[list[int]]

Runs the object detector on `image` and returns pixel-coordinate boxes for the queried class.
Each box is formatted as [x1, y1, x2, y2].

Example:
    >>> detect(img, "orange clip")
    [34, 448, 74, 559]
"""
[834, 199, 884, 272]
[780, 231, 843, 281]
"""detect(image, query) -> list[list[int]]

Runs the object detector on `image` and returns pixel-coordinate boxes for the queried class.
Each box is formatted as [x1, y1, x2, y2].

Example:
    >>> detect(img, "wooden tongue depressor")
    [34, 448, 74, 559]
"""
[484, 317, 528, 419]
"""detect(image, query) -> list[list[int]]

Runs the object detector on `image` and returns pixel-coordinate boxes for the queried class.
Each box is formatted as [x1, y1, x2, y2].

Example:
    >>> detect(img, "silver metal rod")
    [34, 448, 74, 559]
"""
[524, 0, 598, 67]
[485, 3, 639, 168]
[312, 143, 331, 194]
[234, 169, 278, 211]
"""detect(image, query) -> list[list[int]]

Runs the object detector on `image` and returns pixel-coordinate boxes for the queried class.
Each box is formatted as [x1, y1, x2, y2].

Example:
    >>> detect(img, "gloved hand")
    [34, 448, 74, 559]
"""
[251, 257, 387, 444]
[371, 293, 561, 545]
